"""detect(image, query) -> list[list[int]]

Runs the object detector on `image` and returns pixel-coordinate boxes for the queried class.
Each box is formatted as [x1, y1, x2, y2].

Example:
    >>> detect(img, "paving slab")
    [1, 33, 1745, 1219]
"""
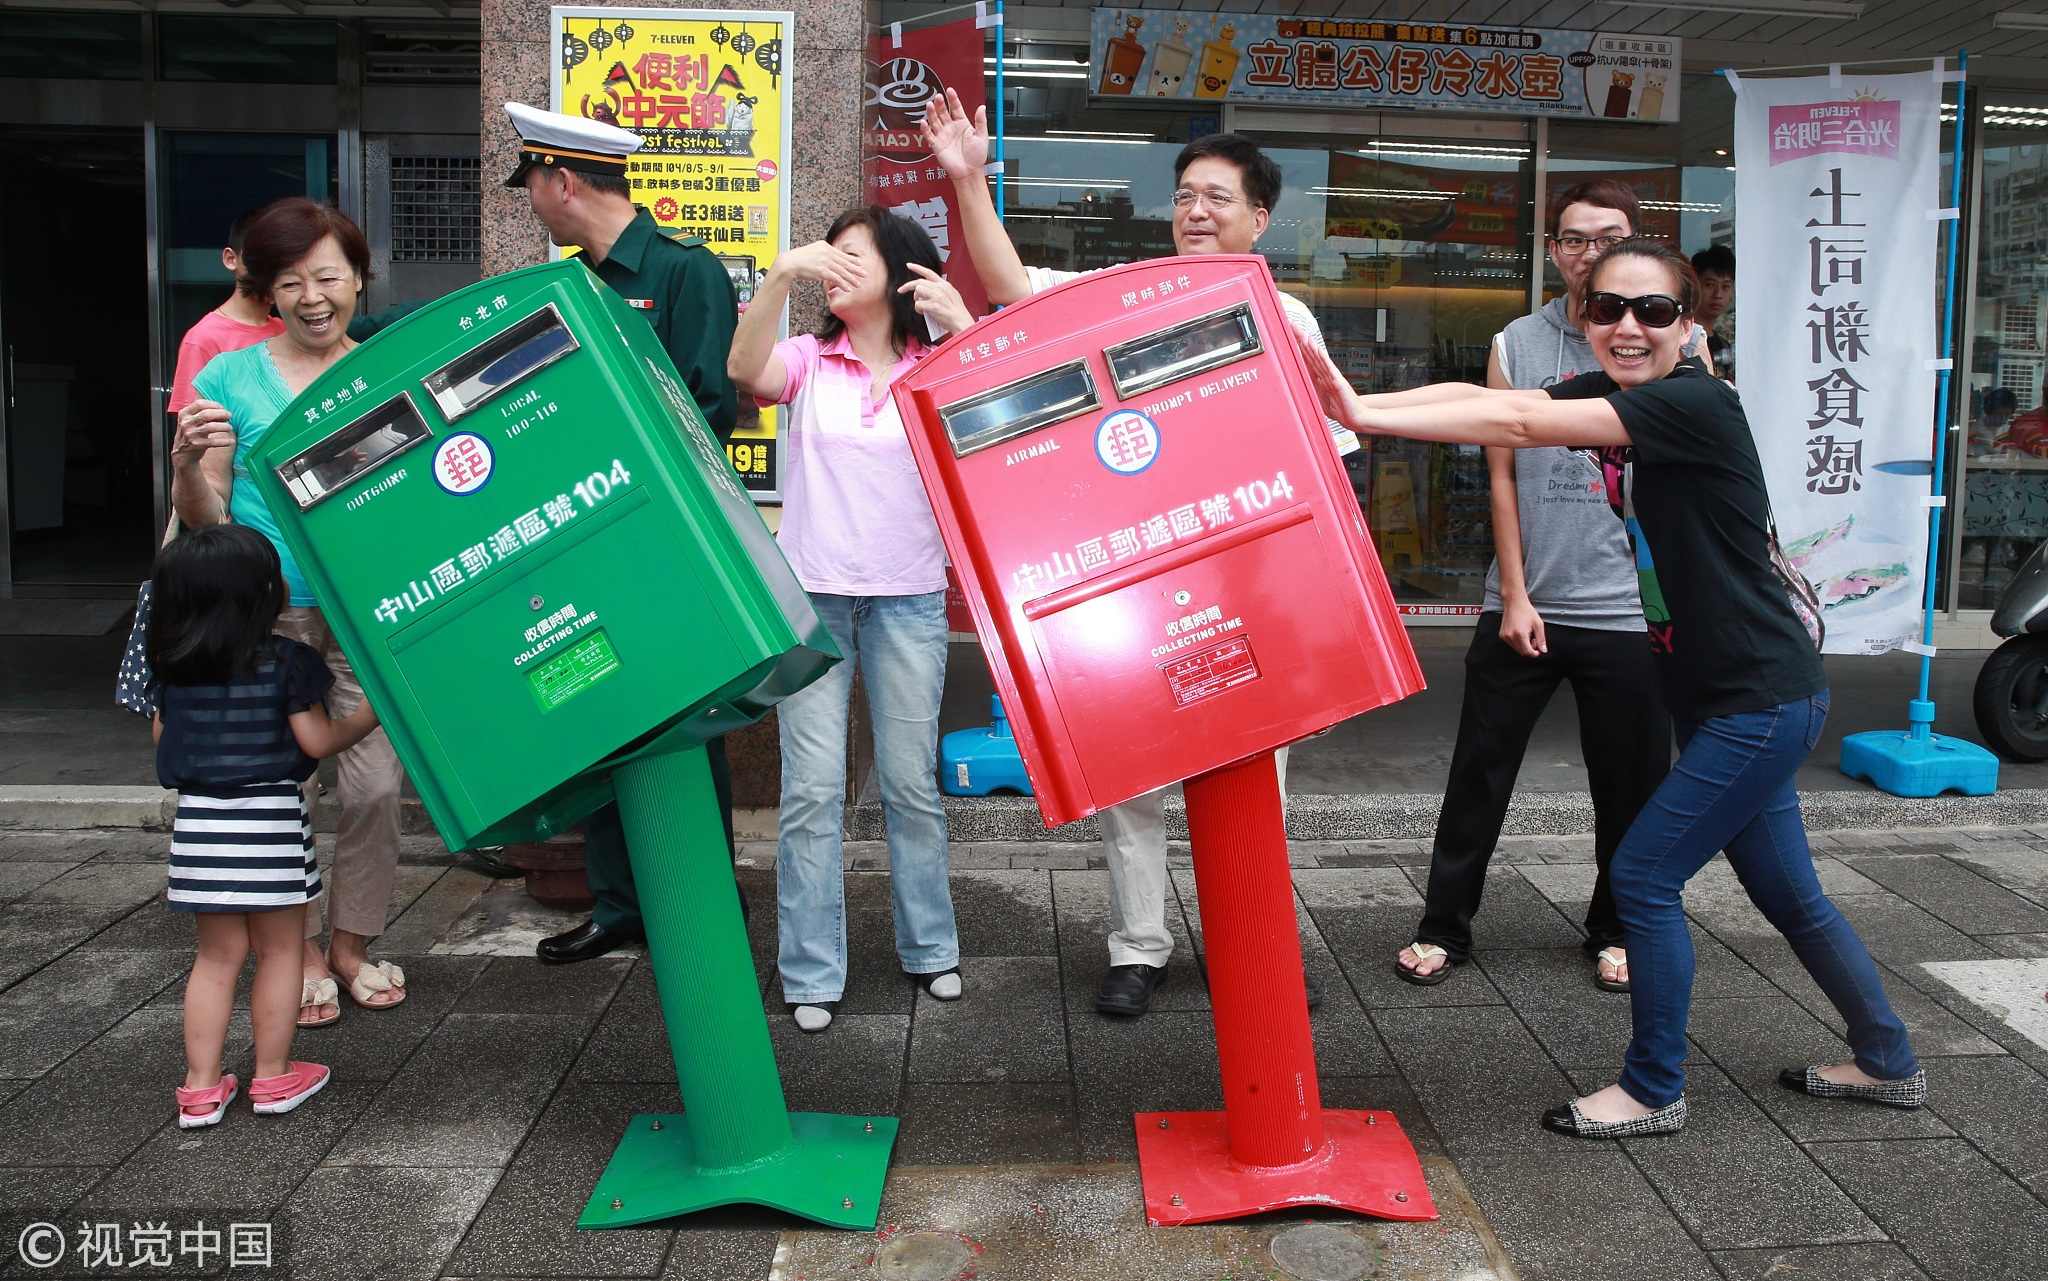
[1390, 864, 1587, 950]
[1916, 958, 2048, 1055]
[79, 1082, 381, 1213]
[0, 949, 187, 1078]
[0, 1009, 212, 1167]
[1372, 1006, 1580, 1159]
[451, 955, 631, 1023]
[1709, 1244, 1933, 1281]
[1810, 1138, 2048, 1281]
[768, 1010, 910, 1117]
[0, 902, 138, 984]
[907, 956, 1067, 1084]
[20, 862, 166, 907]
[896, 1080, 1082, 1166]
[1313, 907, 1509, 1009]
[770, 1157, 1514, 1281]
[286, 1165, 500, 1281]
[1583, 1065, 1882, 1249]
[949, 869, 1057, 957]
[442, 1082, 678, 1280]
[1920, 1054, 2048, 1198]
[1684, 997, 1956, 1142]
[1456, 1144, 1718, 1281]
[1843, 854, 2048, 935]
[1066, 1011, 1221, 1163]
[322, 1013, 584, 1167]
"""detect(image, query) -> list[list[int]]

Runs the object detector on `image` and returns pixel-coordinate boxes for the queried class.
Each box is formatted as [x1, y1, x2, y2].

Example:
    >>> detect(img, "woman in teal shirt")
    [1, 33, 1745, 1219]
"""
[171, 198, 409, 1030]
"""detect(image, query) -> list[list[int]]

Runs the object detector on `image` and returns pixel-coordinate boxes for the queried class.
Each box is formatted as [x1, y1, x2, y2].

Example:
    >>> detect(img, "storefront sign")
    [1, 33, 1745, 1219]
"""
[552, 6, 794, 501]
[1089, 8, 1679, 122]
[1737, 72, 1939, 655]
[865, 14, 993, 319]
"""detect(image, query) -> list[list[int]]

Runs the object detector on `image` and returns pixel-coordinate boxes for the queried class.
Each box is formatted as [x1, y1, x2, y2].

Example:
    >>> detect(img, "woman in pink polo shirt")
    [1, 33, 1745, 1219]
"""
[729, 206, 977, 1034]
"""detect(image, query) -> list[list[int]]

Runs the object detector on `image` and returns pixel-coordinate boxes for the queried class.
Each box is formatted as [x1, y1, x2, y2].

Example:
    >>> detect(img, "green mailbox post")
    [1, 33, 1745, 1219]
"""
[246, 259, 897, 1230]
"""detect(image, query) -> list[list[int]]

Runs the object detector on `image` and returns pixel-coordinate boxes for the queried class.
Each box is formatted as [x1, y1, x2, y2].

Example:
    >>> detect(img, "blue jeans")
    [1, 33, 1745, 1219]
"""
[1612, 692, 1919, 1107]
[776, 591, 957, 1004]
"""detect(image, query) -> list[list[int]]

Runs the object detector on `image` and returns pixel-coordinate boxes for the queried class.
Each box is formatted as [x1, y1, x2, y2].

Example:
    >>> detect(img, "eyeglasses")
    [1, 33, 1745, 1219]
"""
[1550, 233, 1628, 256]
[1584, 291, 1686, 328]
[1170, 187, 1245, 211]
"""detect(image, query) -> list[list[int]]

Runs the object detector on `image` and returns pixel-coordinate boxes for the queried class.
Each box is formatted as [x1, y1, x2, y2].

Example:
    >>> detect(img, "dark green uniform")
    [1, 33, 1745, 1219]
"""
[577, 208, 742, 931]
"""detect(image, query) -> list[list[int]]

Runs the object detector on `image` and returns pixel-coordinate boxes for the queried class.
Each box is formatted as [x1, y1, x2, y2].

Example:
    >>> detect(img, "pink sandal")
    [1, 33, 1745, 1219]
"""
[175, 1075, 238, 1130]
[250, 1061, 330, 1115]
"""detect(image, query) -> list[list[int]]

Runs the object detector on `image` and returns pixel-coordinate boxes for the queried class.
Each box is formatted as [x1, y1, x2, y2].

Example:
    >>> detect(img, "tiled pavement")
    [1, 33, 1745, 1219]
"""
[1, 825, 2046, 1279]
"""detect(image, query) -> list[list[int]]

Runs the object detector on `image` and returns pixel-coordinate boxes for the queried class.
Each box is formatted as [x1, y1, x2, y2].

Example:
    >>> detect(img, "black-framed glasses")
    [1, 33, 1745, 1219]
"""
[1584, 291, 1686, 328]
[1550, 233, 1628, 256]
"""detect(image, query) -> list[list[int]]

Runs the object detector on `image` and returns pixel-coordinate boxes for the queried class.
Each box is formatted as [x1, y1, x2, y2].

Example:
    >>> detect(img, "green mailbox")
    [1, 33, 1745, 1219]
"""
[246, 259, 898, 1231]
[248, 258, 824, 851]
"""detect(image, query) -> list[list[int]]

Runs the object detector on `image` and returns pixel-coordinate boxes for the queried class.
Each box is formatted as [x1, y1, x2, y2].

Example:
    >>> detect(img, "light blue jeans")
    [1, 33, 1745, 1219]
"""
[776, 591, 958, 1004]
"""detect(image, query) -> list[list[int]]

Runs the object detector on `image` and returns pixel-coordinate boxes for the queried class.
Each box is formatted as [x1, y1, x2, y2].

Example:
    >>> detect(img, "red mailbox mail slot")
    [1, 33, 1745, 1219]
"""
[893, 255, 1424, 827]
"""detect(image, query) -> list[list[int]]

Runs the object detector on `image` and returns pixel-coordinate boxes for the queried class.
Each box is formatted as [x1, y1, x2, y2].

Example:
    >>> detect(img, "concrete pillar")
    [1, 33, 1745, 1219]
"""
[480, 0, 873, 815]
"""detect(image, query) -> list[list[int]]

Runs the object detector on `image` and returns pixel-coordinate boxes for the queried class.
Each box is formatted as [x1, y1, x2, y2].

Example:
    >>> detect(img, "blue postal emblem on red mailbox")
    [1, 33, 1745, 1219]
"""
[1095, 409, 1161, 475]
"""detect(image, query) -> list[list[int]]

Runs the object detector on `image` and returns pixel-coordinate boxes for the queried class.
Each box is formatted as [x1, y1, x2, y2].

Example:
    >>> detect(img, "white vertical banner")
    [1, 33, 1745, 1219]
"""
[1735, 71, 1941, 655]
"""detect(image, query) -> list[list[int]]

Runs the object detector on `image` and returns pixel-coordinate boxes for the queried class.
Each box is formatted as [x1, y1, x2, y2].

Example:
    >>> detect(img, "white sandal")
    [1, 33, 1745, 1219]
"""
[344, 960, 407, 1010]
[1395, 941, 1453, 987]
[1595, 947, 1630, 993]
[298, 976, 340, 1028]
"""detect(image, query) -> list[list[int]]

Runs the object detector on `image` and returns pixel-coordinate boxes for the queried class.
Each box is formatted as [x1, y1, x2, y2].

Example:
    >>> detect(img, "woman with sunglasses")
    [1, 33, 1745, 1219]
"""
[1298, 238, 1923, 1138]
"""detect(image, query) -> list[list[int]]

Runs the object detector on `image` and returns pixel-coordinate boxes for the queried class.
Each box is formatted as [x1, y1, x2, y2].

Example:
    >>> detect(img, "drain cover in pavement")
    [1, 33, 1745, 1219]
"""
[1270, 1223, 1378, 1281]
[874, 1229, 978, 1279]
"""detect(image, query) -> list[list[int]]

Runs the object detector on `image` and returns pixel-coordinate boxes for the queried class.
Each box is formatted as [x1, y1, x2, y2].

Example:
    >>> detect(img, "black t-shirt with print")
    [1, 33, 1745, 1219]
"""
[1546, 363, 1825, 721]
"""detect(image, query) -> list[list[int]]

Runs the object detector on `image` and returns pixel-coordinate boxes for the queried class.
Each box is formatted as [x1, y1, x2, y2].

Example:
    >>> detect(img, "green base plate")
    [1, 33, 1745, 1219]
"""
[578, 1111, 901, 1230]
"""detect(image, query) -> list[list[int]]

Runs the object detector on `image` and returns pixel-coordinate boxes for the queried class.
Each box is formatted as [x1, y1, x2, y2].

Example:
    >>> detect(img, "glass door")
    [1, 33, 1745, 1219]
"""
[1246, 115, 1534, 618]
[0, 127, 151, 593]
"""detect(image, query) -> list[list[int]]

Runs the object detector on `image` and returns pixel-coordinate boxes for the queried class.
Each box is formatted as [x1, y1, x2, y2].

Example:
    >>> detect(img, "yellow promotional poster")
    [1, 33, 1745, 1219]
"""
[552, 6, 794, 501]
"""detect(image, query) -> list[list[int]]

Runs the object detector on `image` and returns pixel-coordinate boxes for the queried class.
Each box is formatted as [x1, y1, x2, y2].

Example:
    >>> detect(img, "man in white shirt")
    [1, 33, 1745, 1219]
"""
[923, 90, 1347, 1017]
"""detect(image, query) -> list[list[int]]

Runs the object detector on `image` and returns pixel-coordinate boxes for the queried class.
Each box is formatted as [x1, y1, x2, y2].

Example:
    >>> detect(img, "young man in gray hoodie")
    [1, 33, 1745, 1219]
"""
[1396, 179, 1700, 992]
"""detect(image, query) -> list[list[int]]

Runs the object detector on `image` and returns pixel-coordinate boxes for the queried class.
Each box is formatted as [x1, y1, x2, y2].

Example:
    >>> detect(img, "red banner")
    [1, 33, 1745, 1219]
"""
[864, 18, 991, 319]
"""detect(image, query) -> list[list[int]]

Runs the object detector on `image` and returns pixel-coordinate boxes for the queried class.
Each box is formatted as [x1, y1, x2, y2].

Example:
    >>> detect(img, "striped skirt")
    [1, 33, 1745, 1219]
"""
[167, 783, 322, 913]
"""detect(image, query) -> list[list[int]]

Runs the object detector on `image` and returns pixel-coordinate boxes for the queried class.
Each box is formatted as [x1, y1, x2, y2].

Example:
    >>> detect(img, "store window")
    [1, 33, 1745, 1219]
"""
[158, 16, 338, 85]
[0, 10, 141, 81]
[1958, 92, 2048, 610]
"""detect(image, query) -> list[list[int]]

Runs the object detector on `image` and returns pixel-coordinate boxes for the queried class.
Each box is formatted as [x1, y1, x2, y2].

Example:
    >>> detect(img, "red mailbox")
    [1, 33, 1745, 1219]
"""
[892, 255, 1422, 827]
[894, 256, 1434, 1226]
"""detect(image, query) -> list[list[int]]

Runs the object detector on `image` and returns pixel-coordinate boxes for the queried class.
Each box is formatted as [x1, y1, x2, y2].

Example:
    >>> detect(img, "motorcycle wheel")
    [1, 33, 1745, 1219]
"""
[1972, 634, 2048, 762]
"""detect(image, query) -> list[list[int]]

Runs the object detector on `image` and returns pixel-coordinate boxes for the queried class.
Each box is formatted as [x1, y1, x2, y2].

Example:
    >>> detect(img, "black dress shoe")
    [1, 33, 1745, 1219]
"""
[460, 847, 526, 879]
[1096, 963, 1168, 1016]
[537, 918, 644, 964]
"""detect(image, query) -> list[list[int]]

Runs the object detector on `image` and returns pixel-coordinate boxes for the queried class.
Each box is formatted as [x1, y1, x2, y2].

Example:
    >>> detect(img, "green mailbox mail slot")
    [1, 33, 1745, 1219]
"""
[248, 259, 835, 852]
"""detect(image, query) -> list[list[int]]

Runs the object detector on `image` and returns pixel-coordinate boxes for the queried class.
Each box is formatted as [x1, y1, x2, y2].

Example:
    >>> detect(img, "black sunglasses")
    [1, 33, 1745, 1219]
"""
[1584, 291, 1687, 328]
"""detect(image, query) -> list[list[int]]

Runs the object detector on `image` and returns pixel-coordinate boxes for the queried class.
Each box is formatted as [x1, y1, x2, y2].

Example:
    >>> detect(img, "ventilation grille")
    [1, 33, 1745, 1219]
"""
[391, 155, 480, 263]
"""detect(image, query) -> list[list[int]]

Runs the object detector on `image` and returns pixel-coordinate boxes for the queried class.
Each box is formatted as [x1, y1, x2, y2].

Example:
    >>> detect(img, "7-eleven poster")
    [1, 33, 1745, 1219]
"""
[553, 6, 794, 501]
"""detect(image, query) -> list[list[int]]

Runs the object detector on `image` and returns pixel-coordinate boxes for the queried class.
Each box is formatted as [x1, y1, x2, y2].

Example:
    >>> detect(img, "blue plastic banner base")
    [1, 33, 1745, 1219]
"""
[940, 695, 1032, 797]
[1839, 729, 1999, 797]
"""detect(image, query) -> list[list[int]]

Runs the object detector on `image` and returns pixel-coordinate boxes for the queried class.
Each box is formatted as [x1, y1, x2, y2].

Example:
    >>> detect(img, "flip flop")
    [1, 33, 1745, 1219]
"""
[1395, 942, 1454, 987]
[343, 960, 407, 1010]
[298, 976, 340, 1029]
[1595, 947, 1631, 993]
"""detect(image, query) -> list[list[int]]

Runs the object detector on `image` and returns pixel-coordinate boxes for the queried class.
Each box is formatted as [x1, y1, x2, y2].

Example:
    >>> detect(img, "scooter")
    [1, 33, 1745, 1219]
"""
[1973, 539, 2048, 760]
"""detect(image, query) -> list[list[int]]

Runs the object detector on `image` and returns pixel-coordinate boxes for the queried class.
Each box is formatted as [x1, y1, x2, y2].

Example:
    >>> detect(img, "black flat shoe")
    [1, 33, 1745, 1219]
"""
[1542, 1095, 1687, 1140]
[536, 918, 644, 965]
[1777, 1066, 1926, 1109]
[460, 847, 526, 880]
[1095, 963, 1168, 1017]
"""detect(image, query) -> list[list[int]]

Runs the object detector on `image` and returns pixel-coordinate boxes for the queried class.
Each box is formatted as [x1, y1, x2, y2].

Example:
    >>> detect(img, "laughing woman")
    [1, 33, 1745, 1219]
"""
[727, 207, 974, 1034]
[170, 198, 408, 1031]
[1298, 237, 1923, 1138]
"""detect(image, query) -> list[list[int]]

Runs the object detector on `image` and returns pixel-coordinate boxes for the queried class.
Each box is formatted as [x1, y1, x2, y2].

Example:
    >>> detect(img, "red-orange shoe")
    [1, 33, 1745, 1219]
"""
[250, 1061, 330, 1115]
[175, 1075, 238, 1129]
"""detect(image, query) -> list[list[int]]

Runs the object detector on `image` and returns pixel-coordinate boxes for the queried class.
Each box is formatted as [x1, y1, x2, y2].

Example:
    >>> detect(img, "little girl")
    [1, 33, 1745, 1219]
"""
[149, 524, 381, 1128]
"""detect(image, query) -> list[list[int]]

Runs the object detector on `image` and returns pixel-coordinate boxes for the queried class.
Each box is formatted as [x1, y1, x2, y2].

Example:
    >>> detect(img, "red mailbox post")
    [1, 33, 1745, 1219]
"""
[893, 256, 1434, 1225]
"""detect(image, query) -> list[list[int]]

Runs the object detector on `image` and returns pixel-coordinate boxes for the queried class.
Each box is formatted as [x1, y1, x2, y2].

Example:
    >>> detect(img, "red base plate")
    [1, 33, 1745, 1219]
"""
[1134, 1108, 1437, 1226]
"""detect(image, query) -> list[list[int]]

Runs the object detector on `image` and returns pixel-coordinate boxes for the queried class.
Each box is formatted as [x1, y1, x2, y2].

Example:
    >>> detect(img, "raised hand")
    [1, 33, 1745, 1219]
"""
[773, 240, 867, 294]
[921, 87, 989, 181]
[898, 262, 975, 338]
[171, 399, 238, 470]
